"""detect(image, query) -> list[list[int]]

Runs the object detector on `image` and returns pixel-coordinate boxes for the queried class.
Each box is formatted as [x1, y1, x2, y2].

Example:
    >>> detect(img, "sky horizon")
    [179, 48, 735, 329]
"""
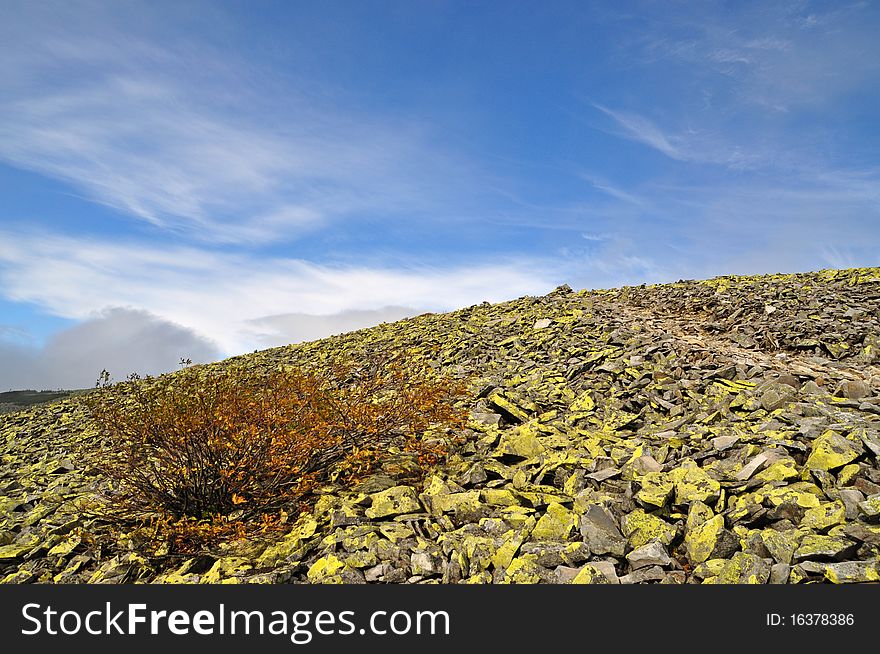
[2, 0, 879, 390]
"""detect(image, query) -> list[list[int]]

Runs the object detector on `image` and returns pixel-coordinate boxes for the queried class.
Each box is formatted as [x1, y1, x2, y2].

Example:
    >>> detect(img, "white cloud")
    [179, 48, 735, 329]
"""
[247, 307, 420, 349]
[0, 5, 478, 245]
[592, 104, 685, 161]
[591, 103, 770, 170]
[0, 230, 556, 356]
[633, 2, 879, 112]
[0, 307, 220, 390]
[580, 174, 646, 206]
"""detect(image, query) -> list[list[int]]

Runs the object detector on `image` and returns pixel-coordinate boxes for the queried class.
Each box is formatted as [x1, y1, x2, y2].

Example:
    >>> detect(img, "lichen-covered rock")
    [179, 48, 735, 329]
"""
[708, 552, 771, 584]
[794, 535, 858, 562]
[496, 424, 546, 459]
[4, 267, 880, 584]
[685, 515, 738, 564]
[760, 529, 800, 565]
[636, 472, 674, 508]
[621, 509, 677, 549]
[256, 516, 319, 567]
[365, 486, 422, 519]
[821, 559, 880, 583]
[670, 462, 721, 506]
[202, 557, 252, 584]
[571, 563, 612, 584]
[0, 543, 34, 561]
[805, 431, 864, 471]
[497, 555, 548, 584]
[307, 555, 354, 584]
[531, 502, 577, 541]
[859, 494, 880, 520]
[801, 502, 846, 531]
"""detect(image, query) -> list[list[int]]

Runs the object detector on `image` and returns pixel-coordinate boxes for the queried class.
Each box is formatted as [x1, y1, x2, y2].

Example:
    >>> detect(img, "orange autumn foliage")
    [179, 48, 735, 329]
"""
[85, 356, 466, 548]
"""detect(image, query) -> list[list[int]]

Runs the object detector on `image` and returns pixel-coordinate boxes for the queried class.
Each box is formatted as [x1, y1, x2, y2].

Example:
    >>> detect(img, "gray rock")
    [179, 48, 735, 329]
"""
[364, 563, 392, 582]
[626, 542, 673, 569]
[712, 435, 740, 451]
[589, 560, 620, 584]
[776, 374, 801, 389]
[760, 383, 797, 411]
[618, 565, 666, 584]
[579, 505, 626, 557]
[769, 563, 790, 584]
[835, 380, 871, 400]
[735, 453, 770, 481]
[585, 467, 621, 482]
[801, 381, 825, 395]
[839, 489, 865, 521]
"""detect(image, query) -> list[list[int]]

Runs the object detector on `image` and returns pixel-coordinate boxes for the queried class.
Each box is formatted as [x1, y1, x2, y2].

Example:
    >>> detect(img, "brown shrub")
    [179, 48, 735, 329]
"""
[84, 356, 466, 549]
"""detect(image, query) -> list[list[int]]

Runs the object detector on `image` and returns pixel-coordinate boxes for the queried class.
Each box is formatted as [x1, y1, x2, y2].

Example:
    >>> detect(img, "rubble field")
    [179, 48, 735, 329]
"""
[2, 267, 880, 584]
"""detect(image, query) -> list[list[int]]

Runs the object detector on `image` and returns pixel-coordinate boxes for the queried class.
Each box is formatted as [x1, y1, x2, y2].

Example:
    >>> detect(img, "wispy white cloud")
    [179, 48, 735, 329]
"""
[571, 168, 880, 279]
[0, 4, 478, 245]
[0, 230, 557, 355]
[591, 103, 770, 170]
[580, 173, 646, 206]
[630, 1, 880, 112]
[592, 103, 685, 161]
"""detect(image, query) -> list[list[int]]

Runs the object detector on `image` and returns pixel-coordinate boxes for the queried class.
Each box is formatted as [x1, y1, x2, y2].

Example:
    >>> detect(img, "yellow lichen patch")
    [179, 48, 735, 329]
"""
[480, 488, 520, 506]
[365, 486, 423, 519]
[685, 515, 732, 564]
[621, 509, 677, 549]
[531, 502, 577, 541]
[752, 461, 800, 484]
[202, 557, 252, 584]
[801, 502, 846, 532]
[837, 464, 861, 486]
[669, 462, 722, 505]
[306, 555, 347, 583]
[824, 561, 880, 584]
[804, 431, 864, 471]
[496, 423, 546, 459]
[762, 483, 823, 509]
[256, 516, 319, 567]
[760, 529, 800, 565]
[636, 471, 674, 507]
[499, 555, 543, 584]
[713, 552, 770, 584]
[571, 564, 611, 584]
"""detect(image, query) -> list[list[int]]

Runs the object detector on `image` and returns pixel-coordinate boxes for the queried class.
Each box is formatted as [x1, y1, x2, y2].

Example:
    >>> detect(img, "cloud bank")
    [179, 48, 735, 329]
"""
[0, 308, 219, 391]
[0, 230, 557, 357]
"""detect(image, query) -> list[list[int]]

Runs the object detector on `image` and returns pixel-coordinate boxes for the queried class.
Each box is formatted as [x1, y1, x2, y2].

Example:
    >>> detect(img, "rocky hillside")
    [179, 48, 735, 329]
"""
[0, 390, 80, 415]
[2, 267, 880, 584]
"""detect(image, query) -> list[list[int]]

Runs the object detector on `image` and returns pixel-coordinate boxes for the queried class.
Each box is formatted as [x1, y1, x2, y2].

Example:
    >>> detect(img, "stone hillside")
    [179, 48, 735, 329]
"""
[2, 267, 880, 584]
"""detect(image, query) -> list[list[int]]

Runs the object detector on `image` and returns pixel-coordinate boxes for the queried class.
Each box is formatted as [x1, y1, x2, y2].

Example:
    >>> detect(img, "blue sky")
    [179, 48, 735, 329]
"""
[1, 0, 879, 389]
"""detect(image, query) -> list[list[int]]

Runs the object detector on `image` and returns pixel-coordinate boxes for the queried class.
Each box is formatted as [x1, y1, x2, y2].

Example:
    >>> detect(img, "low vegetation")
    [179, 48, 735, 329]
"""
[83, 356, 466, 550]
